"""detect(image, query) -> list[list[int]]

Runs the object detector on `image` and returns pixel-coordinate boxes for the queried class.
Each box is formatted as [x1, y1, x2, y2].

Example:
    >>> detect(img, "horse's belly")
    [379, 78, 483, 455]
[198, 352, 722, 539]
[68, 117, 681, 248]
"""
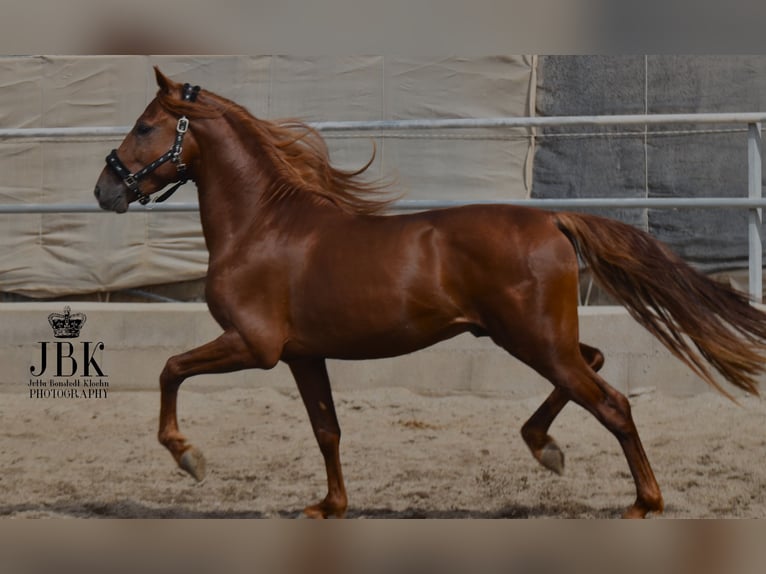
[283, 316, 472, 361]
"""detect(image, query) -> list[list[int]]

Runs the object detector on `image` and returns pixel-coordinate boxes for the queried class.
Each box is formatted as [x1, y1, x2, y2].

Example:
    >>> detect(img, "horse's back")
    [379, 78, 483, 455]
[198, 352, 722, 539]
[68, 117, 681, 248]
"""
[421, 203, 564, 254]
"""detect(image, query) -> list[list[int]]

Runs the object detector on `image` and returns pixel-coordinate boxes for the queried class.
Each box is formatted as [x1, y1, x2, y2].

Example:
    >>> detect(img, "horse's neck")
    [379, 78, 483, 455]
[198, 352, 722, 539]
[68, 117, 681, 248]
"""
[192, 125, 266, 255]
[192, 123, 332, 257]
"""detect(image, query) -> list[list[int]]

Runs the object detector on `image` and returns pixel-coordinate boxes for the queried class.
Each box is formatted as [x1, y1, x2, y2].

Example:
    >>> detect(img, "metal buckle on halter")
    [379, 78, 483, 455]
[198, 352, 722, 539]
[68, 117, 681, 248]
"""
[124, 174, 138, 189]
[176, 117, 189, 133]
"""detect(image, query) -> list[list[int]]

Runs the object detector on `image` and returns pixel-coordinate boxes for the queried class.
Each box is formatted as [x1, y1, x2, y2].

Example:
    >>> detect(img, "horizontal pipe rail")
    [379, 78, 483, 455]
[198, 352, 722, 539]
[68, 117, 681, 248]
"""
[3, 113, 766, 140]
[3, 197, 766, 214]
[0, 126, 132, 139]
[313, 113, 766, 131]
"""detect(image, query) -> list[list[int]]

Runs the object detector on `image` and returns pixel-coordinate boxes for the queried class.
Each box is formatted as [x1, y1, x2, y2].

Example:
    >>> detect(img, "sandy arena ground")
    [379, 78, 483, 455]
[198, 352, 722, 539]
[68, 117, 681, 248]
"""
[2, 383, 765, 519]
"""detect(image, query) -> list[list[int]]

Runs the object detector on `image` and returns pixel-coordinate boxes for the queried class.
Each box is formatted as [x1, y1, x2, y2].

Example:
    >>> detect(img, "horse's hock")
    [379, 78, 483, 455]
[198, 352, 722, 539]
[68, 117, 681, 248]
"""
[0, 302, 735, 397]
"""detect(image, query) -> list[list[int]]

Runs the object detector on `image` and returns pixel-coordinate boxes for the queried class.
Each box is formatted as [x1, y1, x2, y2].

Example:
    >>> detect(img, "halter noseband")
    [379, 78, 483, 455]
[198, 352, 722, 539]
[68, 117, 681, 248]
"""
[105, 82, 201, 205]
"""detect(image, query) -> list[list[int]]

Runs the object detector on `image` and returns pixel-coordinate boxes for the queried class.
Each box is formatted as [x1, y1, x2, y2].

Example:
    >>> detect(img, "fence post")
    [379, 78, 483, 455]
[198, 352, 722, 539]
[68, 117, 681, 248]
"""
[748, 122, 763, 303]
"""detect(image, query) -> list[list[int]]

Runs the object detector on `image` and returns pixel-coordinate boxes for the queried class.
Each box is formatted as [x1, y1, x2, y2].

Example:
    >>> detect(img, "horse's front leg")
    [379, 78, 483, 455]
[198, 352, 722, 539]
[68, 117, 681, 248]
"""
[158, 329, 262, 481]
[287, 358, 348, 519]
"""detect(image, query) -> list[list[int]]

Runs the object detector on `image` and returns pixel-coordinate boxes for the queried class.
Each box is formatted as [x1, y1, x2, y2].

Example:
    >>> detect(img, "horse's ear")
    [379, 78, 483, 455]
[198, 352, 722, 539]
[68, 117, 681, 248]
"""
[154, 66, 173, 94]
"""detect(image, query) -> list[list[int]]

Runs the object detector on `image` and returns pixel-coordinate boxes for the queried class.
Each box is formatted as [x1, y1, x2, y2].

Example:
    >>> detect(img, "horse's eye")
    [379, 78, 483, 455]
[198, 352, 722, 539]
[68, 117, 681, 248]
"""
[134, 122, 154, 136]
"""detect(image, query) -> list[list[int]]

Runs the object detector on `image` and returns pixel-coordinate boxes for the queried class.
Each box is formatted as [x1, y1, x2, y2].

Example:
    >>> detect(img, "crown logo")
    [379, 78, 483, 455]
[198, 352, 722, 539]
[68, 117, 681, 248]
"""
[48, 306, 87, 338]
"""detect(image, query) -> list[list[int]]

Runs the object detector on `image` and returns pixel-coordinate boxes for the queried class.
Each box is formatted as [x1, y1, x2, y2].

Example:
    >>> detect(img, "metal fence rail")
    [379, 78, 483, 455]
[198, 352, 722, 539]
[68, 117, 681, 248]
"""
[1, 113, 764, 300]
[4, 197, 766, 214]
[3, 112, 766, 139]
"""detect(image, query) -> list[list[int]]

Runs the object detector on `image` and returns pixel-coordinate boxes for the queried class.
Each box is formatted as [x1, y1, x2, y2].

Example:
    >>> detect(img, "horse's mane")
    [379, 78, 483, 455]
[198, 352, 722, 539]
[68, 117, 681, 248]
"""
[157, 86, 396, 215]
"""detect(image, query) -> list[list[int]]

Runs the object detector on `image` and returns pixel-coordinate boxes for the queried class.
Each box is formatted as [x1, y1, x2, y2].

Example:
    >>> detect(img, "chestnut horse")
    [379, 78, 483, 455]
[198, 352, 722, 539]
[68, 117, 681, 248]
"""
[95, 68, 766, 518]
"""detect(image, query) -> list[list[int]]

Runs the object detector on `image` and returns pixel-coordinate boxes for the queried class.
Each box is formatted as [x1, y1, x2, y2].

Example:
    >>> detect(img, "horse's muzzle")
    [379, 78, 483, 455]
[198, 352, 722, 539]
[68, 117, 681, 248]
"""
[94, 183, 129, 213]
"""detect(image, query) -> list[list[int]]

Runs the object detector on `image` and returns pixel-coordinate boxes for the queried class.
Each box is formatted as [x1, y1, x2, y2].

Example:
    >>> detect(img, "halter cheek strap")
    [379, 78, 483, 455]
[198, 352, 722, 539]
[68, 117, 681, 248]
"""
[105, 83, 201, 205]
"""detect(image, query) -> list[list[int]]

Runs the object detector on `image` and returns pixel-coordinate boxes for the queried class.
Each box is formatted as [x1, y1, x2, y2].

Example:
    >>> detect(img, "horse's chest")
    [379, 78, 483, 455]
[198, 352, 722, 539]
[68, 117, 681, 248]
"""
[204, 262, 287, 327]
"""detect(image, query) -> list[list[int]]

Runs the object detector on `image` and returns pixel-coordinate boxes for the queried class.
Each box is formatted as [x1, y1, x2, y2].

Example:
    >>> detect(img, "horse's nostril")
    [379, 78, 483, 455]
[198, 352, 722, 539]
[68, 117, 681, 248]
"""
[94, 186, 101, 199]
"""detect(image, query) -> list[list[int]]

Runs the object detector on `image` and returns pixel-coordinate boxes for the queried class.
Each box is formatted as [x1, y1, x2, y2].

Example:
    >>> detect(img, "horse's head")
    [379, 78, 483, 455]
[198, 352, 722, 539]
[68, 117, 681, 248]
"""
[94, 68, 201, 212]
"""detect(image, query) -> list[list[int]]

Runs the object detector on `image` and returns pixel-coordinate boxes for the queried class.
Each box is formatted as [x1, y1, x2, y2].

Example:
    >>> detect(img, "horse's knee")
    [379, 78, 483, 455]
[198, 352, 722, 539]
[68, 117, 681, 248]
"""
[160, 355, 184, 390]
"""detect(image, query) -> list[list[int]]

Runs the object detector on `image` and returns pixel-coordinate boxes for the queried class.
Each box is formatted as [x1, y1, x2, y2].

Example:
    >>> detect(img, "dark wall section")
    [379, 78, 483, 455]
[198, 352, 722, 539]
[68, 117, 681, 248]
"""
[533, 56, 766, 272]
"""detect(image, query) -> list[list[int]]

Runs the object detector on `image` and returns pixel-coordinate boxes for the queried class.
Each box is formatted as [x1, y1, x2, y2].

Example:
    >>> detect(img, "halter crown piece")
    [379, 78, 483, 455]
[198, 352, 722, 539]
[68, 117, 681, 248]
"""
[105, 82, 201, 205]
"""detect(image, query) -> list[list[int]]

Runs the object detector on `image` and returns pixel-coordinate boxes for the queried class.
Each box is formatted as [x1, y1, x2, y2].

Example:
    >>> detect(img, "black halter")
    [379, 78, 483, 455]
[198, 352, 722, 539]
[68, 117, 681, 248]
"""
[105, 83, 201, 205]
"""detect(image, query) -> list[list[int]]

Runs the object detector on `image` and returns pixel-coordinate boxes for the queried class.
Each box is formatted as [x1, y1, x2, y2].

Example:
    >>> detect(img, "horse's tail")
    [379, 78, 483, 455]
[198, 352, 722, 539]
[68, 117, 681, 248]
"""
[554, 211, 766, 398]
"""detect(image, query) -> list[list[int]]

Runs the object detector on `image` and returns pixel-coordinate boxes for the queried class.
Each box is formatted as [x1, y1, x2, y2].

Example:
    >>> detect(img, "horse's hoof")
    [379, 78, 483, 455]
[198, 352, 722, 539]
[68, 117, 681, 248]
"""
[622, 496, 663, 519]
[539, 441, 565, 475]
[302, 501, 346, 519]
[621, 505, 648, 519]
[301, 506, 326, 519]
[179, 446, 207, 481]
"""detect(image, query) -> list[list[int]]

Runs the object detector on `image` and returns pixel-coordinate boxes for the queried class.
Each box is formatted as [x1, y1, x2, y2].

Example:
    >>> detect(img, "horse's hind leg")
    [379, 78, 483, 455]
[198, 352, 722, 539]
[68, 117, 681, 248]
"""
[158, 330, 260, 481]
[520, 339, 662, 517]
[287, 358, 348, 519]
[521, 388, 568, 475]
[521, 343, 604, 474]
[558, 360, 663, 518]
[497, 319, 661, 516]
